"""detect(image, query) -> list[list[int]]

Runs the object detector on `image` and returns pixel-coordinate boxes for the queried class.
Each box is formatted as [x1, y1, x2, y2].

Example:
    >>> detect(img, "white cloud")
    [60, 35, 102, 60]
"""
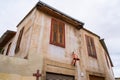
[113, 67, 120, 77]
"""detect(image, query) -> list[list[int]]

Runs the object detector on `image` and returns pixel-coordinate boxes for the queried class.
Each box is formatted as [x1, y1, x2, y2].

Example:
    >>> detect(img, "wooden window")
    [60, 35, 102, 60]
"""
[6, 43, 12, 55]
[85, 35, 97, 58]
[50, 18, 65, 48]
[15, 27, 24, 53]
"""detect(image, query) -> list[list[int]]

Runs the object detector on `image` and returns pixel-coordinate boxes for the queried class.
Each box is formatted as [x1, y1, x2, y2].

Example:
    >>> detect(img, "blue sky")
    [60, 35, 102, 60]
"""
[0, 0, 120, 78]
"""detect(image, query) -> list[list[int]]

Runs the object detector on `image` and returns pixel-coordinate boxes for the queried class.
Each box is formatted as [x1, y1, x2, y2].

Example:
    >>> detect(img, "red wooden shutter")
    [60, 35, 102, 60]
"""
[90, 37, 97, 58]
[59, 22, 65, 47]
[50, 18, 58, 44]
[15, 27, 24, 53]
[85, 35, 91, 56]
[85, 35, 97, 58]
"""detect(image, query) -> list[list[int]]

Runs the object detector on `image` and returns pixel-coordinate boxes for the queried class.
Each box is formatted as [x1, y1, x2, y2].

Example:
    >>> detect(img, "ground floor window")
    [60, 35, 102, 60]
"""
[89, 75, 105, 80]
[46, 72, 74, 80]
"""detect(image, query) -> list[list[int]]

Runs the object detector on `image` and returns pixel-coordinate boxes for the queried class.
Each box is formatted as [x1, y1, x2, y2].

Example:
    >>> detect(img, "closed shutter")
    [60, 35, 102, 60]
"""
[85, 35, 91, 55]
[50, 18, 65, 48]
[90, 38, 96, 57]
[85, 35, 97, 58]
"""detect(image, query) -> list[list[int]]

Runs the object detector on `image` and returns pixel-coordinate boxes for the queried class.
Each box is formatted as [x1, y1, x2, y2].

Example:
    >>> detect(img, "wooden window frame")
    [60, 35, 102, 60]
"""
[50, 18, 65, 48]
[85, 35, 97, 58]
[15, 27, 24, 53]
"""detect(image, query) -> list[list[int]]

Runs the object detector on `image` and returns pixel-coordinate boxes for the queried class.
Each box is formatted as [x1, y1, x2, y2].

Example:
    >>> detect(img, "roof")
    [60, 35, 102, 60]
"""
[17, 1, 84, 29]
[0, 30, 16, 48]
[100, 39, 114, 67]
[82, 28, 100, 38]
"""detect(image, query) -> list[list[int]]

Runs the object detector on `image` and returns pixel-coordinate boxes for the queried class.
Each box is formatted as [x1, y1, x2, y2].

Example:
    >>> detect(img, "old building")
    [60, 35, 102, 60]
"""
[0, 1, 115, 80]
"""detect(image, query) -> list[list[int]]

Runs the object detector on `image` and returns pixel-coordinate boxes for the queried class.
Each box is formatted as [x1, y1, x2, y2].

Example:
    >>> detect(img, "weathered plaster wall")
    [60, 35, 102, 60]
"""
[0, 8, 43, 80]
[0, 73, 35, 80]
[1, 36, 15, 56]
[80, 29, 115, 80]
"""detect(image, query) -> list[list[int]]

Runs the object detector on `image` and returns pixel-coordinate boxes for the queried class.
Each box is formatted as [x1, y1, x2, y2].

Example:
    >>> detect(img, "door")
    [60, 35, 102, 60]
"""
[89, 75, 105, 80]
[46, 72, 74, 80]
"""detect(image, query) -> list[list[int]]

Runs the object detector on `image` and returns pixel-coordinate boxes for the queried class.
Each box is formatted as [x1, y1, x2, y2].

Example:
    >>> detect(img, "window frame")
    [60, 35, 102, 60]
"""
[85, 35, 97, 58]
[50, 18, 65, 48]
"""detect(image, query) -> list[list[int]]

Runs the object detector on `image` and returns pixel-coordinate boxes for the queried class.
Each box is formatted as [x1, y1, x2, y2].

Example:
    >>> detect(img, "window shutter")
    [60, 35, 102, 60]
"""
[91, 38, 97, 58]
[59, 22, 65, 44]
[85, 35, 97, 58]
[85, 35, 91, 56]
[53, 20, 58, 43]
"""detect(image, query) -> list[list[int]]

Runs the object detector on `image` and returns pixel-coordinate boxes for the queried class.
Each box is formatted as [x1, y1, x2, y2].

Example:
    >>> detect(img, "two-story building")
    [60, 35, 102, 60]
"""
[0, 1, 114, 80]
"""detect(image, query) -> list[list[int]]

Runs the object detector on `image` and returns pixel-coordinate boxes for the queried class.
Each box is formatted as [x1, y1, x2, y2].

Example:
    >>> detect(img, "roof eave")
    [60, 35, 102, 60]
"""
[37, 1, 84, 29]
[100, 39, 114, 67]
[82, 28, 100, 38]
[17, 1, 84, 30]
[0, 30, 16, 48]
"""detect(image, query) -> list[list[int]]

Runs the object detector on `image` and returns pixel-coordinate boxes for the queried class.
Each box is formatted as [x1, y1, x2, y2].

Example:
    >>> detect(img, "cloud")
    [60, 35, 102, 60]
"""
[113, 67, 120, 77]
[0, 0, 38, 36]
[111, 53, 120, 66]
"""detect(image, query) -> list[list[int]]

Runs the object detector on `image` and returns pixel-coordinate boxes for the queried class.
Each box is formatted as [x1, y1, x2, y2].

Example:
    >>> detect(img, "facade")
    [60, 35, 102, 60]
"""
[0, 1, 115, 80]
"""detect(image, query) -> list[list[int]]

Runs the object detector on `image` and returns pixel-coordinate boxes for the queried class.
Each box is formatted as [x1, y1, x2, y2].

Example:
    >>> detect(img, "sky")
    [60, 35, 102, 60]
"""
[0, 0, 120, 78]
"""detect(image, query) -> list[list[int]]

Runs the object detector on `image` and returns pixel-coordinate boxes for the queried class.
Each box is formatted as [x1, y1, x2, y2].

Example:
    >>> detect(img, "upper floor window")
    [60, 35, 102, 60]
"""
[50, 18, 65, 48]
[85, 35, 97, 58]
[15, 27, 24, 53]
